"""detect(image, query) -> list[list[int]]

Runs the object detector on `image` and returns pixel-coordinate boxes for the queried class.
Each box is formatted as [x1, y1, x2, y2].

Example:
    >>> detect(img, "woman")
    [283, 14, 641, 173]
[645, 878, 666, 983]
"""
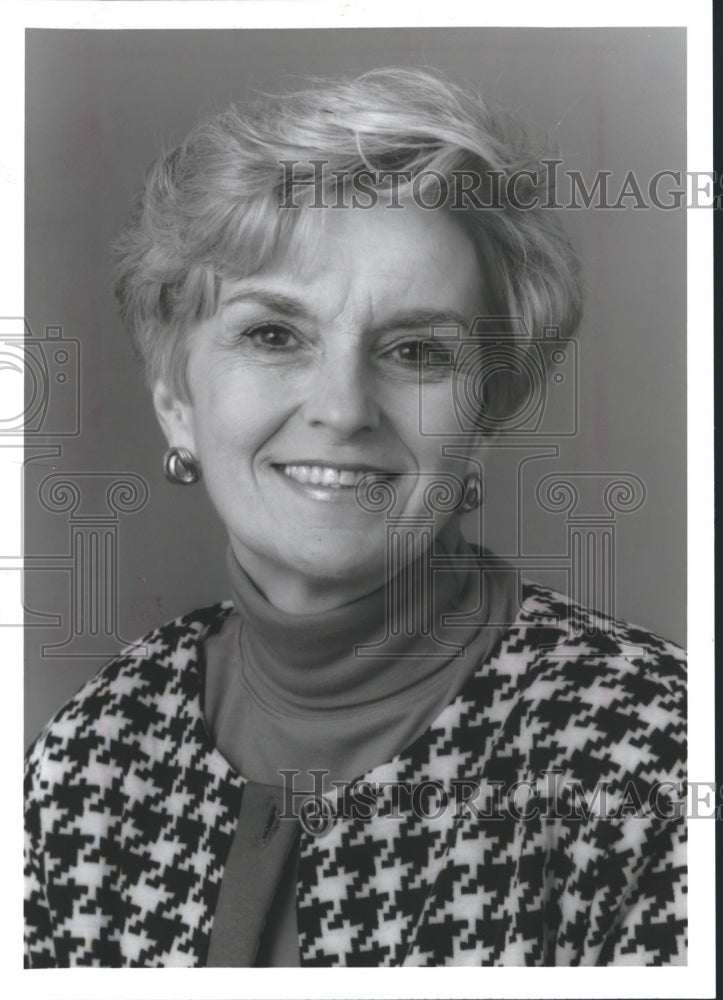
[24, 68, 686, 967]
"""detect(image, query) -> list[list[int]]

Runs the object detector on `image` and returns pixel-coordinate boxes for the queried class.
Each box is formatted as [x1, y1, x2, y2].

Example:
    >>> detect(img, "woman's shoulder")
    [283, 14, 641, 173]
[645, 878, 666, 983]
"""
[25, 601, 235, 775]
[513, 580, 685, 670]
[429, 582, 686, 810]
[464, 546, 685, 686]
[484, 581, 687, 772]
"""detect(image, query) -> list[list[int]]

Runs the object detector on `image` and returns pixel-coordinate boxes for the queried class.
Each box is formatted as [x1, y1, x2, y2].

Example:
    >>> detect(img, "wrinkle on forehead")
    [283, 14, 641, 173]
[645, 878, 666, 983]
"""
[230, 199, 486, 332]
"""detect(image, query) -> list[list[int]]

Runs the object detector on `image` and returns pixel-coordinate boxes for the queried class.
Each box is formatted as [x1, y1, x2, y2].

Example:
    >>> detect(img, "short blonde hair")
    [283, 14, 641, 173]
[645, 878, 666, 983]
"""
[113, 67, 583, 404]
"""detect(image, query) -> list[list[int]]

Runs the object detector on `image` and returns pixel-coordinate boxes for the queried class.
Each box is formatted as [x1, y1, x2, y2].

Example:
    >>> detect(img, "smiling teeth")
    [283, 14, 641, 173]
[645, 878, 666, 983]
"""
[281, 465, 379, 488]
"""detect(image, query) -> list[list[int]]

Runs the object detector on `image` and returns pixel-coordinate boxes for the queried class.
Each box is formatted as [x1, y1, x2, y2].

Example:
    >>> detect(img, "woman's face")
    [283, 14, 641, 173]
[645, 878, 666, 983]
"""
[154, 200, 486, 611]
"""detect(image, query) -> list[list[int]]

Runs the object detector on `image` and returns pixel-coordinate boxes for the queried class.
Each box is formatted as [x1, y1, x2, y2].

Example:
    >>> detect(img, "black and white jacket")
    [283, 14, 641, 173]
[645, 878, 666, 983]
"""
[24, 583, 687, 966]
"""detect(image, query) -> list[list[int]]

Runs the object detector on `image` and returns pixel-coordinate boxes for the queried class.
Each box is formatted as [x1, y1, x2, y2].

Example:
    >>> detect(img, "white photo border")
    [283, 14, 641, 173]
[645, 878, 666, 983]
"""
[2, 1, 714, 998]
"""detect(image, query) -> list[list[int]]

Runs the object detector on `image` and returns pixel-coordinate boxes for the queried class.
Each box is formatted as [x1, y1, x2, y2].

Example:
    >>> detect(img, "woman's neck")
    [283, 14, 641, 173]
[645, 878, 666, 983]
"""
[223, 518, 486, 710]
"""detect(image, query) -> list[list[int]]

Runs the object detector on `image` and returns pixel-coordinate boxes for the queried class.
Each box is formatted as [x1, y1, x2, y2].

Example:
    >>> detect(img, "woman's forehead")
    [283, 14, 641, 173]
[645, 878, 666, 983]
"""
[220, 201, 486, 317]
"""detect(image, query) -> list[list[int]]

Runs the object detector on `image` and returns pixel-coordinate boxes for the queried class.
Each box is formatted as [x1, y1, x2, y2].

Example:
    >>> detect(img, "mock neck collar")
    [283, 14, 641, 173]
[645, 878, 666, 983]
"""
[227, 518, 490, 711]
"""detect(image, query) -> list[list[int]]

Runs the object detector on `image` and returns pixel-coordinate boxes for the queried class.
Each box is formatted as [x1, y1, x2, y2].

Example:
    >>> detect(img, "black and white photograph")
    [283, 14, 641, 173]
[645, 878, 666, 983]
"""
[5, 0, 714, 994]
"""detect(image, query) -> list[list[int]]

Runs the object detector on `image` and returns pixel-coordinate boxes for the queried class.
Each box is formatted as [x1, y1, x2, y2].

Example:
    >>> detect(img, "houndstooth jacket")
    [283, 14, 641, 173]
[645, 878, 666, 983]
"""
[24, 583, 687, 967]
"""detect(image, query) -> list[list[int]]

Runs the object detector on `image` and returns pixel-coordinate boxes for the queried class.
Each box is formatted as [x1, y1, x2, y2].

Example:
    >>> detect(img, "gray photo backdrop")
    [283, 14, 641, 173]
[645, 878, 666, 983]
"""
[24, 27, 686, 744]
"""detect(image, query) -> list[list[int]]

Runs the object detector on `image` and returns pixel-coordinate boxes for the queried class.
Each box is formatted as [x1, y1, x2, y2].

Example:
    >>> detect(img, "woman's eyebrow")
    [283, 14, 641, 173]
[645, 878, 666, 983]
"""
[373, 309, 472, 335]
[219, 288, 313, 319]
[219, 292, 471, 335]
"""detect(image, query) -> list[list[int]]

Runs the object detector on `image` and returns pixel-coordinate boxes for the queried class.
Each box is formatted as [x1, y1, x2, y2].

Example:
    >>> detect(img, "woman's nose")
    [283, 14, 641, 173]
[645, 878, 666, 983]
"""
[302, 352, 380, 437]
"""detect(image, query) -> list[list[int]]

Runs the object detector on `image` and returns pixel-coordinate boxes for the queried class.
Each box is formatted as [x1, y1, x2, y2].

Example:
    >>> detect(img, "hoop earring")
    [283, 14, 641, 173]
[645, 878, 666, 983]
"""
[163, 447, 201, 485]
[459, 472, 482, 512]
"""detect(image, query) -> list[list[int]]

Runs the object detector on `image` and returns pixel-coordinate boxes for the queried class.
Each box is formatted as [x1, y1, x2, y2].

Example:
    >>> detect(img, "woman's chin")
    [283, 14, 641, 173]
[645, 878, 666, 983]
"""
[229, 530, 390, 605]
[278, 545, 387, 591]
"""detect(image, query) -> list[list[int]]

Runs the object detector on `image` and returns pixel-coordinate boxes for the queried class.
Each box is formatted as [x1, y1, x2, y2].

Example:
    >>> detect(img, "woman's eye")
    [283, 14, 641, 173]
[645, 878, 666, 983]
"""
[389, 340, 425, 365]
[243, 324, 298, 349]
[380, 337, 457, 384]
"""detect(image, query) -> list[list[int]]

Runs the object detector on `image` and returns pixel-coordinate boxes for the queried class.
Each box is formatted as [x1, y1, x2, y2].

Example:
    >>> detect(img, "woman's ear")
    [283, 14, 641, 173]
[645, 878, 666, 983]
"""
[152, 380, 197, 453]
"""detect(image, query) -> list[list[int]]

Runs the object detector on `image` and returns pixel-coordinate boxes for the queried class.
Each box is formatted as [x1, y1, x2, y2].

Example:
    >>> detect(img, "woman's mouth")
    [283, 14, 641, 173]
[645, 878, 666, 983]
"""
[278, 464, 394, 488]
[272, 463, 398, 502]
[280, 464, 371, 488]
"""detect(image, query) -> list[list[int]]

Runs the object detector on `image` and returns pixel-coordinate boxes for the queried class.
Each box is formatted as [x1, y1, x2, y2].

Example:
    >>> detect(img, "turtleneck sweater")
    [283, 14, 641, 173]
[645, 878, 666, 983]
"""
[202, 519, 517, 966]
